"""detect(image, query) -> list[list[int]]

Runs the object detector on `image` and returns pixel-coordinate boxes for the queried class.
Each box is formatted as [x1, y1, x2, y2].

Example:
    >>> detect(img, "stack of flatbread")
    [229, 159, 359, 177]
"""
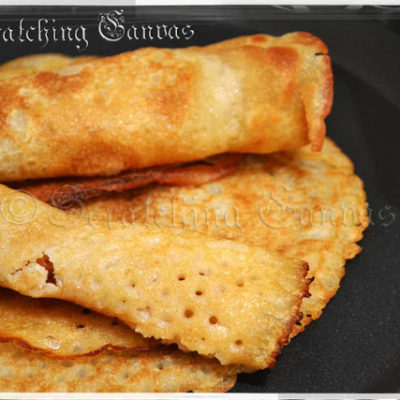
[0, 33, 368, 392]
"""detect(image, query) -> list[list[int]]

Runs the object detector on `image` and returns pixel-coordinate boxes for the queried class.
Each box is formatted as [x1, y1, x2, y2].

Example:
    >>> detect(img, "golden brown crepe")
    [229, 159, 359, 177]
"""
[0, 32, 332, 182]
[0, 184, 309, 370]
[76, 138, 369, 336]
[0, 52, 240, 394]
[0, 138, 367, 369]
[0, 288, 159, 357]
[0, 342, 237, 392]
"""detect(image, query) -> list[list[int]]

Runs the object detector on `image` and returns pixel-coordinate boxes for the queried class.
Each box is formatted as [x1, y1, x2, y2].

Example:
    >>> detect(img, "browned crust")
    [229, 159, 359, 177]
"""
[290, 148, 370, 337]
[55, 138, 367, 350]
[0, 33, 333, 182]
[267, 261, 311, 368]
[205, 32, 333, 152]
[0, 341, 237, 392]
[11, 154, 244, 209]
[0, 336, 156, 360]
[235, 260, 311, 374]
[291, 32, 333, 152]
[312, 45, 334, 152]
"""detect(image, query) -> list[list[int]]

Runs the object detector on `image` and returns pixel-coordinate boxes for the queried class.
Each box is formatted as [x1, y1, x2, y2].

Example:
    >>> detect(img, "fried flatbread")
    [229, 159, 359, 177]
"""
[0, 288, 159, 357]
[0, 184, 309, 370]
[11, 154, 244, 208]
[0, 342, 236, 392]
[77, 138, 369, 336]
[0, 32, 332, 181]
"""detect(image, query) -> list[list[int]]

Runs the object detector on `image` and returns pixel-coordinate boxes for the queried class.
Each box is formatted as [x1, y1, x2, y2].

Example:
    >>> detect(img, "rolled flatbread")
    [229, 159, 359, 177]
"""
[0, 32, 332, 182]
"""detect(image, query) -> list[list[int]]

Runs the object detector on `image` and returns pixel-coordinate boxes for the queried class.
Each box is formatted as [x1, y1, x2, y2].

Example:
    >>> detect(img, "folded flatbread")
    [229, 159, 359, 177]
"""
[77, 138, 369, 336]
[0, 342, 237, 392]
[0, 288, 158, 357]
[0, 184, 309, 370]
[0, 32, 332, 182]
[0, 138, 367, 369]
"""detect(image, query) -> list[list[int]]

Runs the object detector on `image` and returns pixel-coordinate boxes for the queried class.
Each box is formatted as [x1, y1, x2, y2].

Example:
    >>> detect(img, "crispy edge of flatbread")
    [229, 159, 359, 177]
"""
[0, 342, 237, 392]
[0, 287, 160, 358]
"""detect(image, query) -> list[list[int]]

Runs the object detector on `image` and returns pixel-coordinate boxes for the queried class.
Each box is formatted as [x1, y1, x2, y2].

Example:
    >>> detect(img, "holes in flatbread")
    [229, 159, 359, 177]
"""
[111, 320, 119, 326]
[295, 322, 302, 326]
[76, 368, 87, 378]
[184, 309, 194, 318]
[195, 290, 203, 296]
[81, 308, 91, 315]
[157, 362, 164, 370]
[237, 281, 244, 287]
[36, 253, 57, 285]
[199, 271, 206, 276]
[177, 274, 186, 281]
[209, 316, 218, 325]
[122, 372, 130, 380]
[76, 324, 85, 329]
[235, 340, 243, 346]
[131, 282, 136, 288]
[217, 286, 225, 294]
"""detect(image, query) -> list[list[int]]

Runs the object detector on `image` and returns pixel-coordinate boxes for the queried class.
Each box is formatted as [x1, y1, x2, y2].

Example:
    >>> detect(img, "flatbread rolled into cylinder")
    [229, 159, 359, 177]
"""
[0, 32, 332, 182]
[0, 185, 309, 370]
